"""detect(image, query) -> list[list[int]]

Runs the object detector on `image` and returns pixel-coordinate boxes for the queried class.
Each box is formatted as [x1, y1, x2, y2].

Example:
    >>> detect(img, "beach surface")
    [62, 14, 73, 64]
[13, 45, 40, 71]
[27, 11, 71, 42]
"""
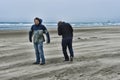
[0, 26, 120, 80]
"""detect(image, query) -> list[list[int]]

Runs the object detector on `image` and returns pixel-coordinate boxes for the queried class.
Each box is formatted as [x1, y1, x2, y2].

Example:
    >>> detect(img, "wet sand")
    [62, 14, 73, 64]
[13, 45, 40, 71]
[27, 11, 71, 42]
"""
[0, 26, 120, 80]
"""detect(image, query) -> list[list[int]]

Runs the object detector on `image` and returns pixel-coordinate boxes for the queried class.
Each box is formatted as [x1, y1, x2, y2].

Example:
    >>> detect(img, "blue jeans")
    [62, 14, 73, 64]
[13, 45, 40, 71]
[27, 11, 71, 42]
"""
[62, 37, 74, 60]
[34, 42, 45, 63]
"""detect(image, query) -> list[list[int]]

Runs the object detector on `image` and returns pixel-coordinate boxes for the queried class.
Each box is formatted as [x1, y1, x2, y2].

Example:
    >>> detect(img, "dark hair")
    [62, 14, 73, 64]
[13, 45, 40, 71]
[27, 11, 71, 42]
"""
[58, 21, 65, 26]
[34, 17, 42, 24]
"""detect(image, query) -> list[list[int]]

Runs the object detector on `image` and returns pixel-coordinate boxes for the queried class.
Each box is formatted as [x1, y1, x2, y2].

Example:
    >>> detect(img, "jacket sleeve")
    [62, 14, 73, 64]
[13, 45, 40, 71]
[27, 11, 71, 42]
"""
[43, 26, 50, 43]
[58, 26, 62, 36]
[29, 26, 33, 42]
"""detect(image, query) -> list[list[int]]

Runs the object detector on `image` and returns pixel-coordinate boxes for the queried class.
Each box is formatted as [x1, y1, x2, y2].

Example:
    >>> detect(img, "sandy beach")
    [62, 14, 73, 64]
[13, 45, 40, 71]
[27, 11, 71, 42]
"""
[0, 26, 120, 80]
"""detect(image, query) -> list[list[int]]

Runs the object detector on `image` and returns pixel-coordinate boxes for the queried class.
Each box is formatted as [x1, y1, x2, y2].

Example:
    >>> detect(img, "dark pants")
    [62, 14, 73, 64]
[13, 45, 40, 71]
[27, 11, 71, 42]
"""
[62, 37, 74, 60]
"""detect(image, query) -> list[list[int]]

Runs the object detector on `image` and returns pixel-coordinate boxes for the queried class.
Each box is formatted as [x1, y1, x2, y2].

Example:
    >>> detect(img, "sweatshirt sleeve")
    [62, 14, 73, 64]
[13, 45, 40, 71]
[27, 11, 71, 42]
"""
[29, 26, 33, 42]
[43, 25, 50, 43]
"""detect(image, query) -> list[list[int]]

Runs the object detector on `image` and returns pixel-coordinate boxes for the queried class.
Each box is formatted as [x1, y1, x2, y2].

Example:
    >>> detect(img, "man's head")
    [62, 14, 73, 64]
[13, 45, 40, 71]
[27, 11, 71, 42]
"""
[58, 21, 65, 27]
[34, 17, 42, 26]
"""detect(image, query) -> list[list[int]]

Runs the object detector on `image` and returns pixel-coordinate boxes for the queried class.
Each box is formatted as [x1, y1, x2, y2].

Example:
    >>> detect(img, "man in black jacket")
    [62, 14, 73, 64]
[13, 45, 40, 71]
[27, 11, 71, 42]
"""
[58, 21, 74, 61]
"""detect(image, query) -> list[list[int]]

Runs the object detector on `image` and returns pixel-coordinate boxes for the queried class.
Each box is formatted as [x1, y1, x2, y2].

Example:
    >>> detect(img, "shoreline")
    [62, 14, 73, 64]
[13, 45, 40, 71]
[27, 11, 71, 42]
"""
[0, 25, 120, 31]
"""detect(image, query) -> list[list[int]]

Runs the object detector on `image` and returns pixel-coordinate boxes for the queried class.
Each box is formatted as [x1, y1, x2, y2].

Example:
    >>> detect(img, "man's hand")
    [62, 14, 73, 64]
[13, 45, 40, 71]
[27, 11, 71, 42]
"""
[47, 41, 50, 44]
[29, 31, 33, 43]
[29, 39, 32, 42]
[46, 39, 50, 44]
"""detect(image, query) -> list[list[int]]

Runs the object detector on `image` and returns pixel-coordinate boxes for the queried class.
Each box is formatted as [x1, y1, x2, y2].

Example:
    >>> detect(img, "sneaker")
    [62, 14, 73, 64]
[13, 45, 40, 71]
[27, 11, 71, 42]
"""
[40, 63, 45, 65]
[33, 62, 40, 64]
[70, 57, 73, 61]
[64, 59, 69, 61]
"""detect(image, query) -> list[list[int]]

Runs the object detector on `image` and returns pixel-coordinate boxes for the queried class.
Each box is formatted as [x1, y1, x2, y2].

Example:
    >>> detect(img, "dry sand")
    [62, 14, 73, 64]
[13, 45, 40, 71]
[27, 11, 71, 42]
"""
[0, 26, 120, 80]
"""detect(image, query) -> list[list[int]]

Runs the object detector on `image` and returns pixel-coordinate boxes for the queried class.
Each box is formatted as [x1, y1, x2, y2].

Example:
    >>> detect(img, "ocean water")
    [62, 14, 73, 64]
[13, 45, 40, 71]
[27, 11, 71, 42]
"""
[0, 22, 120, 30]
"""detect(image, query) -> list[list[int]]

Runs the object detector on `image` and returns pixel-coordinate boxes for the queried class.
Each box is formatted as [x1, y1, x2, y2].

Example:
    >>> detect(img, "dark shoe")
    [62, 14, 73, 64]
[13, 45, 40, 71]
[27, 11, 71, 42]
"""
[40, 63, 45, 65]
[33, 62, 40, 64]
[70, 57, 73, 62]
[64, 59, 69, 61]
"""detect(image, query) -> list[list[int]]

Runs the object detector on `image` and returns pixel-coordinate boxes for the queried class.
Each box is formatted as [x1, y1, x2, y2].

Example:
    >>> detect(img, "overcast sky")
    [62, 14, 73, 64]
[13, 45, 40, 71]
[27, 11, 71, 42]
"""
[0, 0, 120, 22]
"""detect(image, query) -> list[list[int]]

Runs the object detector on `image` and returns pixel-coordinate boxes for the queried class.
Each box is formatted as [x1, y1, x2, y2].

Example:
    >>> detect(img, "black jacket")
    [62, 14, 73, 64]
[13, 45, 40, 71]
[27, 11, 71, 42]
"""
[58, 22, 73, 38]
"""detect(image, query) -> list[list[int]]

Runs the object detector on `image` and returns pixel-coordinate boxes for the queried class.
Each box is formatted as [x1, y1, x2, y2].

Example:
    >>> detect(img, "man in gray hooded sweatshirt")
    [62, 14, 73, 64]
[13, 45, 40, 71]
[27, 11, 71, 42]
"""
[29, 17, 50, 65]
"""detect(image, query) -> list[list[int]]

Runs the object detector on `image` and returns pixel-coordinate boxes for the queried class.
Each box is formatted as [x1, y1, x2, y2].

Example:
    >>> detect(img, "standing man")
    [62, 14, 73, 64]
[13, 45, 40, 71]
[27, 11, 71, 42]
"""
[29, 17, 50, 65]
[58, 21, 74, 61]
